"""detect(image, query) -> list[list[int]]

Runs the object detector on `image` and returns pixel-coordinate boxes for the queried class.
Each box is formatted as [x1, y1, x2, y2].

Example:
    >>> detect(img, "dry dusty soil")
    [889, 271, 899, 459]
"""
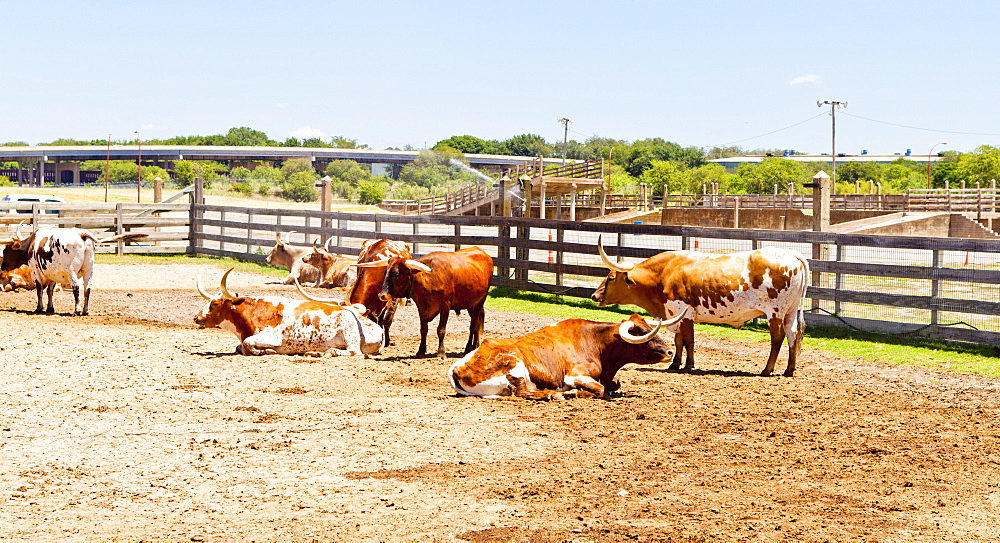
[1, 263, 999, 542]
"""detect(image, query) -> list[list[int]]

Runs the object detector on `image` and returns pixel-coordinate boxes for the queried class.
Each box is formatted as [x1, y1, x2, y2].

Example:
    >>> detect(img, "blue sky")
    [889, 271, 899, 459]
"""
[5, 0, 999, 155]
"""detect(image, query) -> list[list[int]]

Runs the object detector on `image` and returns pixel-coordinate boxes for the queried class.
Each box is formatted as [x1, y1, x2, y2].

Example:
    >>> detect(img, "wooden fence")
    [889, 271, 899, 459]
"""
[0, 201, 190, 254]
[188, 204, 1000, 346]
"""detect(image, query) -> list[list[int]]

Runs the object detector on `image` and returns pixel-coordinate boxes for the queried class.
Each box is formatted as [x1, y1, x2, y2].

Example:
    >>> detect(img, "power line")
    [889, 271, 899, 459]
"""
[717, 113, 827, 146]
[841, 112, 1000, 137]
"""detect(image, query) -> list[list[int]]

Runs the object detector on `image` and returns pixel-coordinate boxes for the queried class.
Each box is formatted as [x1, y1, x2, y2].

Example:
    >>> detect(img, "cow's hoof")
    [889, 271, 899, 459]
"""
[783, 370, 795, 377]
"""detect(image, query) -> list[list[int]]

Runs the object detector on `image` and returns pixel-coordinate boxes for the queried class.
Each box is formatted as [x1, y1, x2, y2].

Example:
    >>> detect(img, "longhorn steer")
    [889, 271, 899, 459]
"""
[591, 237, 809, 376]
[449, 311, 685, 400]
[265, 231, 322, 286]
[194, 269, 383, 356]
[360, 246, 492, 359]
[0, 226, 146, 315]
[349, 239, 412, 346]
[301, 239, 413, 347]
[302, 241, 358, 288]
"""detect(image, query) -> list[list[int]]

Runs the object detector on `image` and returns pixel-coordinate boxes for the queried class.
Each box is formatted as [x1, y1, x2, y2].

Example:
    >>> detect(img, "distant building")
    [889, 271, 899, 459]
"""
[709, 150, 946, 171]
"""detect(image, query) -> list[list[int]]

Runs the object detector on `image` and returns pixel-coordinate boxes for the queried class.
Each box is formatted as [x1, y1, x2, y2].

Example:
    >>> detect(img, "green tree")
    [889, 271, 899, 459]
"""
[621, 138, 705, 177]
[501, 134, 551, 157]
[580, 136, 628, 162]
[679, 164, 733, 194]
[280, 171, 318, 202]
[302, 137, 332, 148]
[0, 174, 11, 187]
[357, 178, 389, 204]
[397, 149, 481, 189]
[640, 160, 687, 194]
[434, 135, 501, 155]
[831, 161, 882, 185]
[248, 165, 283, 182]
[732, 158, 804, 194]
[931, 161, 962, 188]
[174, 160, 195, 187]
[229, 166, 252, 180]
[223, 127, 273, 147]
[324, 160, 369, 186]
[956, 145, 1000, 185]
[331, 136, 368, 149]
[280, 157, 315, 179]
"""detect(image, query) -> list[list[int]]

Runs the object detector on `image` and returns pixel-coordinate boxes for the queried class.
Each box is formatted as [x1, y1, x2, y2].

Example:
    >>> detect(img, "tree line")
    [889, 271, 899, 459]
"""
[3, 127, 1000, 203]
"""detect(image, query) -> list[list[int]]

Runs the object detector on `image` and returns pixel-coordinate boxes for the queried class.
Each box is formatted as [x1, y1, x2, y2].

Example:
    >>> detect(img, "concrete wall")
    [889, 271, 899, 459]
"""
[655, 208, 893, 229]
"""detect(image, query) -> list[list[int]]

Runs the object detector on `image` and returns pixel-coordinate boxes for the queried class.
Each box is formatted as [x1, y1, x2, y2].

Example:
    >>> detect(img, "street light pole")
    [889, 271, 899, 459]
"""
[817, 100, 846, 193]
[557, 118, 572, 167]
[135, 130, 142, 203]
[926, 142, 948, 189]
[105, 134, 111, 203]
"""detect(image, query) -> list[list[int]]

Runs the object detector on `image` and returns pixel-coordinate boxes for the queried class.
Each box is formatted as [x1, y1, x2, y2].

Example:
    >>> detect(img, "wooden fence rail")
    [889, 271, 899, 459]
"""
[0, 201, 191, 254]
[188, 204, 1000, 346]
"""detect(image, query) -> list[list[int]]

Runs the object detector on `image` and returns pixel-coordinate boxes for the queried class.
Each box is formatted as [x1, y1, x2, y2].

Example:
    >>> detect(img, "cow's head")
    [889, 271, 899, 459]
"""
[357, 256, 430, 301]
[591, 235, 638, 308]
[193, 268, 238, 329]
[611, 309, 687, 363]
[0, 264, 33, 291]
[303, 240, 333, 269]
[265, 231, 295, 266]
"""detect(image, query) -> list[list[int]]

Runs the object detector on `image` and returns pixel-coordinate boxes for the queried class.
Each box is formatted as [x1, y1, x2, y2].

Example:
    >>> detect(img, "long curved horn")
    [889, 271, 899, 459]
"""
[324, 236, 335, 252]
[645, 307, 690, 328]
[355, 257, 390, 268]
[403, 259, 432, 273]
[15, 220, 27, 242]
[219, 268, 236, 301]
[280, 230, 295, 245]
[619, 317, 663, 344]
[196, 274, 216, 300]
[274, 232, 283, 246]
[311, 240, 323, 254]
[294, 276, 343, 303]
[598, 235, 633, 272]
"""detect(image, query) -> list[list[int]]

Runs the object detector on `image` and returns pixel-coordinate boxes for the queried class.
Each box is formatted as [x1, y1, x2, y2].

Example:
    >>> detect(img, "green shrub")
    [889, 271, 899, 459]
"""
[280, 172, 318, 202]
[231, 181, 255, 196]
[0, 175, 11, 187]
[357, 178, 388, 205]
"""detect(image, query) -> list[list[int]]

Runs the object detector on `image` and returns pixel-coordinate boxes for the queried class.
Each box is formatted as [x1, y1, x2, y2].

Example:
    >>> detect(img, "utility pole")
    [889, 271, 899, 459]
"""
[817, 101, 846, 193]
[557, 118, 572, 166]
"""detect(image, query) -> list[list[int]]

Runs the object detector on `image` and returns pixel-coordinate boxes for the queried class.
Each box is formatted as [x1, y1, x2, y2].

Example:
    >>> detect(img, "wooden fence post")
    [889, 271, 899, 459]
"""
[497, 220, 510, 279]
[115, 203, 124, 256]
[808, 171, 831, 312]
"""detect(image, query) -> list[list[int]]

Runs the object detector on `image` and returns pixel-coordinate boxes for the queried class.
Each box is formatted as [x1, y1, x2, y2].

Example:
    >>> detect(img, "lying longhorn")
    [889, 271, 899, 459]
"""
[195, 268, 383, 356]
[265, 231, 322, 286]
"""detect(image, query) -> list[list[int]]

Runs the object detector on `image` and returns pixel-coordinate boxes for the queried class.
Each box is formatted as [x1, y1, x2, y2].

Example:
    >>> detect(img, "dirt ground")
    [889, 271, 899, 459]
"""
[1, 263, 998, 542]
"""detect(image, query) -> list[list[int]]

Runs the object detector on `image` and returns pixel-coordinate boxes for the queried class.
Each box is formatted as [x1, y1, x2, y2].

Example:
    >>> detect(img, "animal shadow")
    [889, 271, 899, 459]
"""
[633, 366, 764, 378]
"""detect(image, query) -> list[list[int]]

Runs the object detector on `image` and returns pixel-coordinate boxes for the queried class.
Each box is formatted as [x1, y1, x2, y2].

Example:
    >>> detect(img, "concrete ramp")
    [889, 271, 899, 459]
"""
[830, 212, 950, 235]
[585, 209, 660, 224]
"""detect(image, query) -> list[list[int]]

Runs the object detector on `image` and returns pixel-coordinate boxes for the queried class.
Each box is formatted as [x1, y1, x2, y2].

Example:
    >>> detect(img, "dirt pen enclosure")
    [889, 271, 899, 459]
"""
[1, 262, 999, 542]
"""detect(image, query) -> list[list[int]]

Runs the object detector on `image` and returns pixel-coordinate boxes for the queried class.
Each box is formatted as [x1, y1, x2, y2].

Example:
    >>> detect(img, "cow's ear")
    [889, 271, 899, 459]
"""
[623, 273, 635, 286]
